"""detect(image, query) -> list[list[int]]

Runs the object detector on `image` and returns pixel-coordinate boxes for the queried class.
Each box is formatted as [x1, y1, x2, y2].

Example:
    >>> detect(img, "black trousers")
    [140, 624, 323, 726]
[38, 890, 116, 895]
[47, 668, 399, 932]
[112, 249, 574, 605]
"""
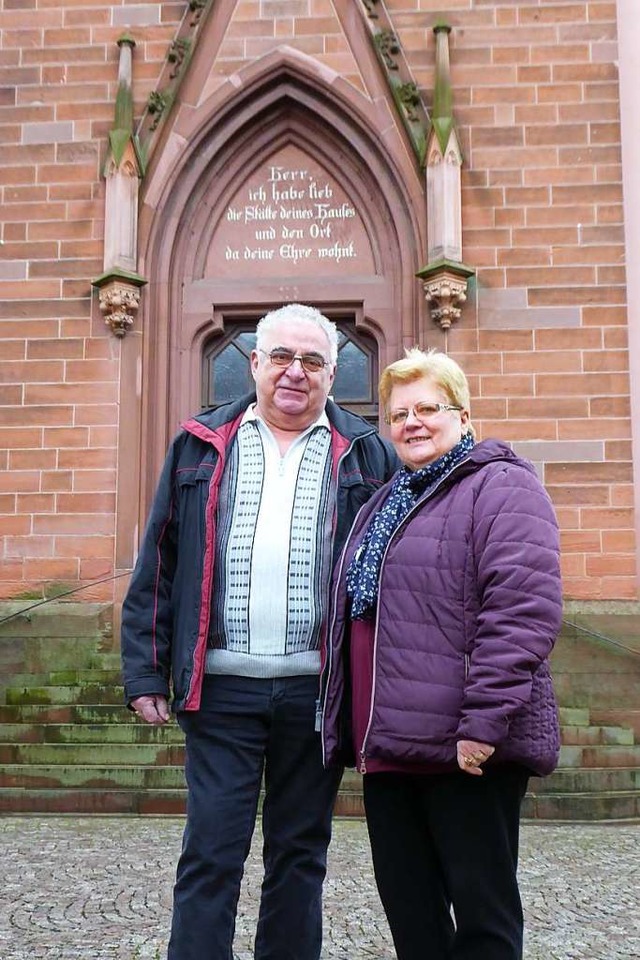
[363, 766, 530, 960]
[167, 675, 342, 960]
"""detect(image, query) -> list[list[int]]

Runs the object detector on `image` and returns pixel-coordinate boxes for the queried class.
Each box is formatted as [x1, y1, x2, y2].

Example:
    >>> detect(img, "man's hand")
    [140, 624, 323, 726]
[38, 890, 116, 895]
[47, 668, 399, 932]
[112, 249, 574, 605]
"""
[456, 739, 495, 776]
[131, 694, 170, 725]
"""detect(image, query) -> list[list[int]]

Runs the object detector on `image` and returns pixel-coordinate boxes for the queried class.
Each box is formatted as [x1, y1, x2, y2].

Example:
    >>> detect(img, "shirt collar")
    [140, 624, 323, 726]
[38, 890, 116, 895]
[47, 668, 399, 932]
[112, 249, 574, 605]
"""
[241, 403, 330, 435]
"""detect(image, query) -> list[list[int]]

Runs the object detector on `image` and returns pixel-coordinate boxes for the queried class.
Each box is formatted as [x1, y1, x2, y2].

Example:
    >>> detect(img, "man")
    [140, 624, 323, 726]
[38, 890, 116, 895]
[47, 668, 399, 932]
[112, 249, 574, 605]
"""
[120, 304, 398, 960]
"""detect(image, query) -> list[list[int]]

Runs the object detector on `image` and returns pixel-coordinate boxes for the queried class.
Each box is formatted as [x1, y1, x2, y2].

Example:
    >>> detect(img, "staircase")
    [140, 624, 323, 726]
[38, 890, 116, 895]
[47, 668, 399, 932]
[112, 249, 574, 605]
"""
[0, 603, 639, 820]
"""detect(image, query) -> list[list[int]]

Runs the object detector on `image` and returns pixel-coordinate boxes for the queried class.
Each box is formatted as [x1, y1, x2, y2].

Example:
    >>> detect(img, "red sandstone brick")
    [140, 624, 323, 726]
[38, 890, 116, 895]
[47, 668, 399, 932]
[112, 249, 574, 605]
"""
[560, 530, 602, 553]
[580, 507, 633, 530]
[24, 383, 118, 405]
[9, 449, 56, 470]
[497, 248, 550, 267]
[504, 351, 582, 374]
[16, 492, 55, 513]
[582, 350, 628, 372]
[4, 535, 54, 558]
[56, 492, 116, 514]
[530, 285, 624, 306]
[586, 555, 637, 578]
[526, 206, 595, 227]
[0, 427, 42, 449]
[0, 360, 64, 384]
[0, 341, 26, 361]
[482, 420, 557, 442]
[561, 555, 587, 578]
[597, 204, 624, 224]
[24, 557, 80, 581]
[27, 339, 84, 360]
[73, 404, 118, 426]
[598, 266, 626, 285]
[0, 471, 39, 493]
[43, 427, 90, 448]
[600, 578, 637, 600]
[72, 469, 116, 493]
[79, 558, 114, 580]
[0, 557, 24, 580]
[57, 448, 117, 470]
[605, 441, 632, 460]
[31, 258, 102, 278]
[558, 418, 630, 441]
[508, 397, 589, 419]
[54, 535, 114, 559]
[0, 515, 31, 536]
[41, 470, 73, 492]
[33, 514, 114, 536]
[550, 484, 611, 507]
[536, 83, 583, 105]
[602, 530, 636, 553]
[0, 406, 73, 427]
[610, 485, 634, 507]
[88, 426, 117, 447]
[602, 328, 628, 350]
[0, 385, 22, 404]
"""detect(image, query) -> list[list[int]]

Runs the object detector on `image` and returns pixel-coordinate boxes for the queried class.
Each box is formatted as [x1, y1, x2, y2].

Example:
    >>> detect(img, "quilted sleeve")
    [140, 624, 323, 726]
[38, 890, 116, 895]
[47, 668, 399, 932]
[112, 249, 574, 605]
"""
[456, 462, 563, 746]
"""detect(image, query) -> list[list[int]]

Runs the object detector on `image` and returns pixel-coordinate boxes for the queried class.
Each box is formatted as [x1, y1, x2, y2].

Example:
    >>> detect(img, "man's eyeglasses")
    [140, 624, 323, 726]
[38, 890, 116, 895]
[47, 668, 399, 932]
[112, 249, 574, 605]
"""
[260, 348, 329, 374]
[385, 401, 463, 426]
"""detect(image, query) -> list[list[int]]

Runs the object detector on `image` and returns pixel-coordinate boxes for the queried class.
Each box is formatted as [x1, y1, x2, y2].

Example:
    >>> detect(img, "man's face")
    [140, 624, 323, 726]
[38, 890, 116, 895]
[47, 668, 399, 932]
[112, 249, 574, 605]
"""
[251, 318, 335, 430]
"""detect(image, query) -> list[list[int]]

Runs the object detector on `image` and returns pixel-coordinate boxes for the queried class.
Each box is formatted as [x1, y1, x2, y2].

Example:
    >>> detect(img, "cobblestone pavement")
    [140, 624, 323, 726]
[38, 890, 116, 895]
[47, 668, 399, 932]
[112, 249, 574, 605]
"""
[0, 816, 638, 960]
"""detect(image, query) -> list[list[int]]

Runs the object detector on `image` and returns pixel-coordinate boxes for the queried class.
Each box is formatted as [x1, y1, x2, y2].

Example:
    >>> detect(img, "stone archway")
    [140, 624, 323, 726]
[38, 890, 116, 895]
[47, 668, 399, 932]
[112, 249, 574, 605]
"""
[135, 47, 427, 522]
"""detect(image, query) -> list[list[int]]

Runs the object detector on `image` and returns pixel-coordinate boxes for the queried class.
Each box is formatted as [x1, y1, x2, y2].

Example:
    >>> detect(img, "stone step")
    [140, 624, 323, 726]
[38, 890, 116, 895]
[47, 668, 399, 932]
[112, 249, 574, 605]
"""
[0, 702, 129, 723]
[5, 683, 124, 706]
[522, 791, 640, 822]
[529, 766, 639, 794]
[0, 763, 187, 790]
[559, 743, 640, 768]
[557, 706, 591, 726]
[560, 724, 635, 746]
[0, 722, 184, 744]
[5, 669, 123, 689]
[0, 602, 112, 640]
[589, 709, 640, 740]
[0, 787, 188, 816]
[0, 742, 185, 766]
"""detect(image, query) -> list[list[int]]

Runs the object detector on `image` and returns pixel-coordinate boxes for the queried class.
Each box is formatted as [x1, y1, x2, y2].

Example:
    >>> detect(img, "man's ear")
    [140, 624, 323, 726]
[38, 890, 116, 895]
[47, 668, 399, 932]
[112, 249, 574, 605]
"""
[250, 349, 260, 382]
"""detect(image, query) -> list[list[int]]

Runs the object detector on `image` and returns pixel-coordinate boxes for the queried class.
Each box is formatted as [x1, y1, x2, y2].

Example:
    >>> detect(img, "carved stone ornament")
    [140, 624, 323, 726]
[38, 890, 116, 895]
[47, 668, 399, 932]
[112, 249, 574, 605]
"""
[416, 261, 475, 331]
[96, 277, 143, 337]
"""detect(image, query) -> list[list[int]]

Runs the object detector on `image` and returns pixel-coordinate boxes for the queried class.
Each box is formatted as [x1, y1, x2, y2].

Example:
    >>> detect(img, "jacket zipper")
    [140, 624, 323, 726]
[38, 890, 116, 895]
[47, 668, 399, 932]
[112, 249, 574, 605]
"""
[318, 428, 379, 760]
[358, 455, 473, 773]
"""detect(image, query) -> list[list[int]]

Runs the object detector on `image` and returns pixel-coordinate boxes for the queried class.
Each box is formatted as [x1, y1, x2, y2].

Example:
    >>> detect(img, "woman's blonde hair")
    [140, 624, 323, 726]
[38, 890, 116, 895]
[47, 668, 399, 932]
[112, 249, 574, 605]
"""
[379, 348, 475, 437]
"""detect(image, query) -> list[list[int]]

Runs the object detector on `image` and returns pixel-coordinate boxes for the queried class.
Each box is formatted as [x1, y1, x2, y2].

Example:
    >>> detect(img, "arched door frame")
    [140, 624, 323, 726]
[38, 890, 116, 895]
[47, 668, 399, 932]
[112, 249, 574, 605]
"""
[135, 47, 427, 526]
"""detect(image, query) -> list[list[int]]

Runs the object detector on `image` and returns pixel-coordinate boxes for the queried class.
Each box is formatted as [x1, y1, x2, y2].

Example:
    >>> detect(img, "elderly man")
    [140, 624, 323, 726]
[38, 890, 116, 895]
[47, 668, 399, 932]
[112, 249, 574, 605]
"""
[121, 304, 398, 960]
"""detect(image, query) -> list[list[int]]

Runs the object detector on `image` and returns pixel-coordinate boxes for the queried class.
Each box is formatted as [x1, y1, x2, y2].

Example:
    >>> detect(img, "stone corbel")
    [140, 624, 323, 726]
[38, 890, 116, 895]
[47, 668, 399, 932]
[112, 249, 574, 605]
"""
[416, 260, 475, 331]
[93, 270, 147, 337]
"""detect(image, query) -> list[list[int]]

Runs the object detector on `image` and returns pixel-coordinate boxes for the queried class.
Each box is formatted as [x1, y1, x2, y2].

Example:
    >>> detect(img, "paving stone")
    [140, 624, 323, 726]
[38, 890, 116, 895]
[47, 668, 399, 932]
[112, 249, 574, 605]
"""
[0, 817, 638, 959]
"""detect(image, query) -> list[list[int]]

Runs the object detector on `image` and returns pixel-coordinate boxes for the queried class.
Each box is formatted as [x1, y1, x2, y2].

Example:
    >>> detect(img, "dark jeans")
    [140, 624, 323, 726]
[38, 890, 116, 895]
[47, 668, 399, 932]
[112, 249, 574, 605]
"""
[363, 766, 530, 960]
[167, 674, 343, 960]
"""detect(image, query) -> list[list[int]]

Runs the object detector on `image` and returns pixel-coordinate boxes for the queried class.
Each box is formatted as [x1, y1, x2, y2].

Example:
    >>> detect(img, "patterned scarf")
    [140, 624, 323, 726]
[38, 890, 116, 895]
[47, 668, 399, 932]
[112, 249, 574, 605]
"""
[346, 433, 475, 620]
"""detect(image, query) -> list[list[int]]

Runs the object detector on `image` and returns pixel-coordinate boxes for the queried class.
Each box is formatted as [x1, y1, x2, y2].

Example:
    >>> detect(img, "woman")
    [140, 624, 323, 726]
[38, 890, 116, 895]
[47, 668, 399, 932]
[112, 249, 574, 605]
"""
[321, 349, 562, 960]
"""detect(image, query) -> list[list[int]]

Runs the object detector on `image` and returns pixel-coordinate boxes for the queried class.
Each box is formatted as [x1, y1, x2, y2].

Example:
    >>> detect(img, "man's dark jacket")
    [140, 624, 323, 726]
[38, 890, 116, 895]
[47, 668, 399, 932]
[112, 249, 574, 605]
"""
[121, 394, 399, 712]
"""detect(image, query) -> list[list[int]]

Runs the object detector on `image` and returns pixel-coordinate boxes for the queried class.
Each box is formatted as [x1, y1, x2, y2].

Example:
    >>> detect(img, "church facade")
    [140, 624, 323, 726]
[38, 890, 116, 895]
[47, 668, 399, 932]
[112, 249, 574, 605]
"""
[2, 0, 640, 635]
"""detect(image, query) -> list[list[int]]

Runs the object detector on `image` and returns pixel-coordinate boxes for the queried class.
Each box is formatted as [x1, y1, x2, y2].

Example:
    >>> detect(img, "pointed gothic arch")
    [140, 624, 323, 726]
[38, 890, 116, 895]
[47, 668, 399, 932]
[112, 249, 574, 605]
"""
[134, 47, 427, 517]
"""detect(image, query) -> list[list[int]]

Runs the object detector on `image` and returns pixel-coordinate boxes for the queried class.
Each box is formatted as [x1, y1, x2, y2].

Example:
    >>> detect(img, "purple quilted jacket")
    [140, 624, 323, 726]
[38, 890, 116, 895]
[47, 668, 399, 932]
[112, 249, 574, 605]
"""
[321, 439, 563, 777]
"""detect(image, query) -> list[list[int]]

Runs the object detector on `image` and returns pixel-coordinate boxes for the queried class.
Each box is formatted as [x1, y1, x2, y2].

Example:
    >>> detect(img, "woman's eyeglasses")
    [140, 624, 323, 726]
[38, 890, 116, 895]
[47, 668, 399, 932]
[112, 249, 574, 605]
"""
[260, 348, 329, 374]
[385, 401, 463, 426]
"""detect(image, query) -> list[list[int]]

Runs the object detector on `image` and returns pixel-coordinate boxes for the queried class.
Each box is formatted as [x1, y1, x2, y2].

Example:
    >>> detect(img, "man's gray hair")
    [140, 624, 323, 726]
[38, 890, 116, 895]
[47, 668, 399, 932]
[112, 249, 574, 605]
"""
[255, 304, 339, 364]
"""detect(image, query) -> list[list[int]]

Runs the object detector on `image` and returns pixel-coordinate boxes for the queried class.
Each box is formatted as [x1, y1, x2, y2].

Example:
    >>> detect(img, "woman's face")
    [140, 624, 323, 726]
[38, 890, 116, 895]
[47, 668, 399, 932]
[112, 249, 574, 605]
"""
[386, 375, 469, 471]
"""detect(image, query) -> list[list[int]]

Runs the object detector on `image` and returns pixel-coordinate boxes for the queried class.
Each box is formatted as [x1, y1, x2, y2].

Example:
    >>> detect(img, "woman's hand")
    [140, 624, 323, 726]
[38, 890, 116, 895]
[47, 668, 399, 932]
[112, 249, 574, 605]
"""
[457, 739, 495, 776]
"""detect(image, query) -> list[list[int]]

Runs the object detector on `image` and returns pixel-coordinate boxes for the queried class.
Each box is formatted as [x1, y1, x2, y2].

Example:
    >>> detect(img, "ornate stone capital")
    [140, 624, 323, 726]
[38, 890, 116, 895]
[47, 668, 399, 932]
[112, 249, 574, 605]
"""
[92, 270, 147, 337]
[416, 260, 475, 330]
